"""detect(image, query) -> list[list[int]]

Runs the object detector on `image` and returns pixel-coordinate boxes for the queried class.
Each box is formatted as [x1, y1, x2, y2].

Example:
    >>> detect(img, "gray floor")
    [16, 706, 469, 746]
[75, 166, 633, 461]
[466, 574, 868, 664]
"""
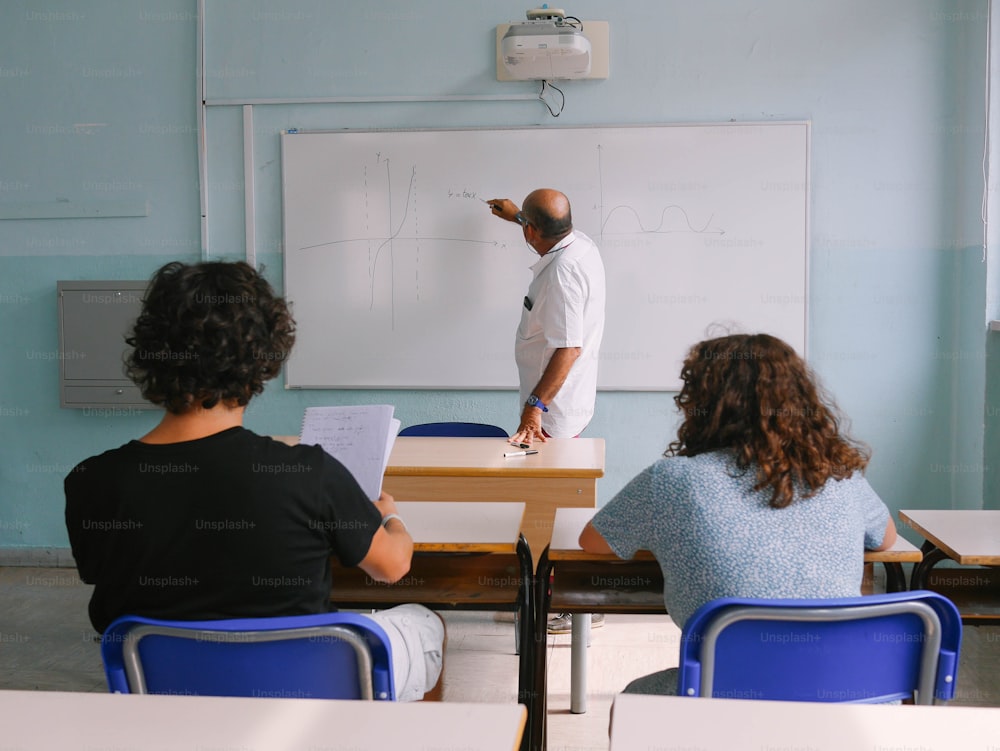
[2, 566, 999, 751]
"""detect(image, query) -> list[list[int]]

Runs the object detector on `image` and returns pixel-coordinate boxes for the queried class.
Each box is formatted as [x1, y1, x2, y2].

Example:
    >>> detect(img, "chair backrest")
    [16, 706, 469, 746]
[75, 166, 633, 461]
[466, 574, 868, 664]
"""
[101, 612, 395, 700]
[398, 421, 509, 438]
[677, 590, 961, 705]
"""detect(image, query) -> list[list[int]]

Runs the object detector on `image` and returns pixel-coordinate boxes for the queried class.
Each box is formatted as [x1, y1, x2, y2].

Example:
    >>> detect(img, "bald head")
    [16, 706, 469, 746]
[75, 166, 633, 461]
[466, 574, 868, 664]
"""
[522, 189, 573, 241]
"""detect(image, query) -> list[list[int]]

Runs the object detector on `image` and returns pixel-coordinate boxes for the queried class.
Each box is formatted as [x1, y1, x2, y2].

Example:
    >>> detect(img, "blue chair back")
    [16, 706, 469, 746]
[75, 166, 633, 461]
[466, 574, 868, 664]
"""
[677, 590, 961, 705]
[398, 421, 509, 438]
[101, 612, 395, 700]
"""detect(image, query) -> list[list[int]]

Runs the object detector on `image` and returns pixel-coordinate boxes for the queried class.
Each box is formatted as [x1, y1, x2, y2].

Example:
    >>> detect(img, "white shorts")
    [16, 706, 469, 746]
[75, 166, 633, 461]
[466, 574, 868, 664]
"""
[366, 604, 445, 701]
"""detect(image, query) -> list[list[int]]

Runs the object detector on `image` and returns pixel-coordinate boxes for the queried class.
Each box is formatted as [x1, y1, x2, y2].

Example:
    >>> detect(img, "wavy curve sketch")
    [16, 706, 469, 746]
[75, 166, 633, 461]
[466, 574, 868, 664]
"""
[600, 204, 724, 236]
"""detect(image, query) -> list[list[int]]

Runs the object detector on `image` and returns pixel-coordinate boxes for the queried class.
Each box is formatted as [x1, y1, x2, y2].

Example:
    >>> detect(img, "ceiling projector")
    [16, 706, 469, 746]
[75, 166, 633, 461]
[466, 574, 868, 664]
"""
[501, 8, 591, 80]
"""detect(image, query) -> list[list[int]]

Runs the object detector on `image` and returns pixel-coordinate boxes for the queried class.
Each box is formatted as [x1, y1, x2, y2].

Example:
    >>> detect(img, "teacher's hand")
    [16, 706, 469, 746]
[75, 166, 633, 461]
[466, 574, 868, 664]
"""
[511, 405, 548, 447]
[488, 198, 520, 223]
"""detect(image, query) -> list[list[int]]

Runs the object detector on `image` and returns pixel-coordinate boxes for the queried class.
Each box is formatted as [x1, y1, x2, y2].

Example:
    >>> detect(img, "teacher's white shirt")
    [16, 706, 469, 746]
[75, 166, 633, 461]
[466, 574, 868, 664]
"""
[516, 230, 606, 438]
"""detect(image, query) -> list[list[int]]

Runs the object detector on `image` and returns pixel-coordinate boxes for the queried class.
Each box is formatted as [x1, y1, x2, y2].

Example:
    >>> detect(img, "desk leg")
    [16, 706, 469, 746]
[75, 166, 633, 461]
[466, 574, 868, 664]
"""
[530, 549, 553, 751]
[883, 563, 907, 593]
[569, 614, 590, 714]
[516, 535, 535, 751]
[910, 543, 950, 591]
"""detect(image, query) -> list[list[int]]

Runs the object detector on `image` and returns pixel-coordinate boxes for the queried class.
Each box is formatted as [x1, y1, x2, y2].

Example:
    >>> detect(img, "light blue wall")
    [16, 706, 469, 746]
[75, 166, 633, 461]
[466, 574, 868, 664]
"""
[1, 0, 992, 551]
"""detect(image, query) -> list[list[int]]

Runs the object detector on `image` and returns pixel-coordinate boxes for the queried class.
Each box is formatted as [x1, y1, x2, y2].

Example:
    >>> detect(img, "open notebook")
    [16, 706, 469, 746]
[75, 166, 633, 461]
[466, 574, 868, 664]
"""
[299, 404, 400, 501]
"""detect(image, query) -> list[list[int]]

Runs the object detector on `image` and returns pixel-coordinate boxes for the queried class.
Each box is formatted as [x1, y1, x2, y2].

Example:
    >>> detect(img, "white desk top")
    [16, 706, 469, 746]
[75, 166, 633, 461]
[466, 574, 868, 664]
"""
[386, 436, 605, 478]
[273, 435, 605, 478]
[899, 509, 1000, 565]
[395, 501, 524, 551]
[549, 506, 920, 561]
[610, 693, 1000, 750]
[0, 689, 526, 751]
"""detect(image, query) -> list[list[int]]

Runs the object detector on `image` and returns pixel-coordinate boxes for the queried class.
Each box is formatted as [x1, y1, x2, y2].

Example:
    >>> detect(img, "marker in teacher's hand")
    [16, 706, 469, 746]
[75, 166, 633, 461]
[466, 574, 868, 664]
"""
[504, 449, 539, 458]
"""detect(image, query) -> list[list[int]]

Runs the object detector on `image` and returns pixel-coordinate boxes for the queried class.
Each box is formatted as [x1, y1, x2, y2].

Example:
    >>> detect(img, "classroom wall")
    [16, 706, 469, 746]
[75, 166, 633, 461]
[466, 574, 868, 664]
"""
[0, 0, 993, 554]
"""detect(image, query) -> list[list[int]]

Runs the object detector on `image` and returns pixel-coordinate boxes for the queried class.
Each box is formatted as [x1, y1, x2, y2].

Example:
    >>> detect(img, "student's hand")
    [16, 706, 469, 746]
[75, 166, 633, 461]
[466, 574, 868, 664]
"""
[510, 405, 548, 447]
[372, 491, 398, 518]
[488, 198, 520, 223]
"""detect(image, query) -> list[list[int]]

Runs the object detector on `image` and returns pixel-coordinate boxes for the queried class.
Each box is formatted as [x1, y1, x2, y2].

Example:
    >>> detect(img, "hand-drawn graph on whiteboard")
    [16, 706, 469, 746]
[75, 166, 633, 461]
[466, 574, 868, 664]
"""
[281, 123, 808, 390]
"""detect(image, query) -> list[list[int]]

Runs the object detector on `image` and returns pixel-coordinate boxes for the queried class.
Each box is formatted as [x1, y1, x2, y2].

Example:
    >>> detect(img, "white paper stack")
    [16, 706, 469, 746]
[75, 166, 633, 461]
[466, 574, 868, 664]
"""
[299, 404, 400, 500]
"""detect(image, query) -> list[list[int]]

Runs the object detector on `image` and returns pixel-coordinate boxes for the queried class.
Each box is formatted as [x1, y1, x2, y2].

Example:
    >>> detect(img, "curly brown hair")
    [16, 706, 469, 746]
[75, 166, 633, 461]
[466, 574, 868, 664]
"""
[125, 261, 296, 414]
[668, 333, 869, 508]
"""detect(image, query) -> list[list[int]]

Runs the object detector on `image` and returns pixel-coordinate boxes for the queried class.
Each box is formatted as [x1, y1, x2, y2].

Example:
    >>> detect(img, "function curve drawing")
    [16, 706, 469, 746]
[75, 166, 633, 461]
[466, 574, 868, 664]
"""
[599, 203, 725, 237]
[594, 143, 726, 243]
[296, 155, 507, 328]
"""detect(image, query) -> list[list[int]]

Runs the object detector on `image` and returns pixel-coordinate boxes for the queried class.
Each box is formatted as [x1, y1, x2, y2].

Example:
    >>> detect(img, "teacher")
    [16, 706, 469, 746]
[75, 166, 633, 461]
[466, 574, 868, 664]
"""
[488, 188, 606, 446]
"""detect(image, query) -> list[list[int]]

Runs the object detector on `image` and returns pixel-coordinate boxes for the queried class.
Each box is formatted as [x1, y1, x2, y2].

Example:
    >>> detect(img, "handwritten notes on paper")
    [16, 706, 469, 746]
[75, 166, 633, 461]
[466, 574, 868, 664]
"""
[299, 404, 400, 500]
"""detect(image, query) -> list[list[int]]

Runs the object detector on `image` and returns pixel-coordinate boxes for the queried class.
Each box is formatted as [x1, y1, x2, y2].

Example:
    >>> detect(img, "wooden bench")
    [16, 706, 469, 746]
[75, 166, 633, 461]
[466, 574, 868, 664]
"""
[923, 567, 1000, 623]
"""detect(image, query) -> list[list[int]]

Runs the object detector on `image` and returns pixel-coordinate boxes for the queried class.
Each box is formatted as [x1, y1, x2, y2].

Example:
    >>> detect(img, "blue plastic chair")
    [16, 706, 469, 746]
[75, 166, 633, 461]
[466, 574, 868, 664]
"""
[398, 422, 509, 438]
[101, 612, 395, 700]
[677, 590, 961, 705]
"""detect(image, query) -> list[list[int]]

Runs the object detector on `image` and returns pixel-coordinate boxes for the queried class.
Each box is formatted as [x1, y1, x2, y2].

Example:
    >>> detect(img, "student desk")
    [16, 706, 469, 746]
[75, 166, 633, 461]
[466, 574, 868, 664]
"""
[328, 501, 535, 751]
[609, 693, 1000, 751]
[900, 509, 1000, 623]
[529, 507, 923, 751]
[0, 689, 527, 751]
[274, 435, 606, 565]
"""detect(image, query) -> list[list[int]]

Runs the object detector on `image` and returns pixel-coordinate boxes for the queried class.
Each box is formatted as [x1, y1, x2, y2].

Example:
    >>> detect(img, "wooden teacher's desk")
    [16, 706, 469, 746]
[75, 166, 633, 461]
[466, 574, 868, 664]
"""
[610, 693, 1000, 751]
[0, 689, 527, 751]
[274, 435, 605, 565]
[529, 507, 923, 751]
[381, 436, 604, 562]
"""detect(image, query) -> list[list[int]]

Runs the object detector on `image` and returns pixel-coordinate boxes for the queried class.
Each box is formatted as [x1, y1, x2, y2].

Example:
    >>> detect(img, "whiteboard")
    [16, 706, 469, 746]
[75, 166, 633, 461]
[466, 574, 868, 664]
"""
[281, 123, 808, 390]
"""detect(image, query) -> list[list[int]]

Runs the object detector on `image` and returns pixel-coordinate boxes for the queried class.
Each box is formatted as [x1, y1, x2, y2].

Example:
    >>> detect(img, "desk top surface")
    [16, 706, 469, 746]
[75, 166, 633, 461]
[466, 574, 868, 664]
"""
[274, 435, 605, 478]
[0, 690, 526, 751]
[549, 507, 921, 562]
[899, 509, 1000, 564]
[396, 501, 524, 552]
[387, 436, 605, 478]
[610, 693, 1000, 751]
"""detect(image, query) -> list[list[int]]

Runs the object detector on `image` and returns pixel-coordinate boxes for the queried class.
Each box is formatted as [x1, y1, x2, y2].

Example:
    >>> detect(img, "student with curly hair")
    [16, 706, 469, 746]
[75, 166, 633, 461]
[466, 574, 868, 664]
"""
[65, 261, 444, 701]
[579, 332, 896, 696]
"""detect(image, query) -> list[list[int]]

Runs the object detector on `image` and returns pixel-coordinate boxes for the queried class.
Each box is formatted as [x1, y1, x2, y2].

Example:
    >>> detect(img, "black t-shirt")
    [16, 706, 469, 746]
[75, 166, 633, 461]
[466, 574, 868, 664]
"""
[64, 427, 382, 633]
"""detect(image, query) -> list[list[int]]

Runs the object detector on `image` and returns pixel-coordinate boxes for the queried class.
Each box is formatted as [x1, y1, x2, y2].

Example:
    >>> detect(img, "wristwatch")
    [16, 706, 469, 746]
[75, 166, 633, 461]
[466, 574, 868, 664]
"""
[525, 394, 548, 412]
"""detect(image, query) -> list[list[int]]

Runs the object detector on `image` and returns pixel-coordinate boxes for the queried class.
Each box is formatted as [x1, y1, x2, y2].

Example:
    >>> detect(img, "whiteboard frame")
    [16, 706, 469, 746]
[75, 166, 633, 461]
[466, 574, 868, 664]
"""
[280, 121, 811, 391]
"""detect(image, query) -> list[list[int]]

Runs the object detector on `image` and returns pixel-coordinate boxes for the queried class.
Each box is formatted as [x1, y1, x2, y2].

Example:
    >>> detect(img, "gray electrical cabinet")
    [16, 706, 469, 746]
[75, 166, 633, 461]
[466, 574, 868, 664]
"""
[57, 280, 154, 409]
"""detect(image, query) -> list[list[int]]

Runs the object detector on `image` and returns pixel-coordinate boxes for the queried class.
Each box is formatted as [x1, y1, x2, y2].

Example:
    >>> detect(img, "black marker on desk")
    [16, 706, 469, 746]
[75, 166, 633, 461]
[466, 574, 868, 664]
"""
[504, 449, 539, 458]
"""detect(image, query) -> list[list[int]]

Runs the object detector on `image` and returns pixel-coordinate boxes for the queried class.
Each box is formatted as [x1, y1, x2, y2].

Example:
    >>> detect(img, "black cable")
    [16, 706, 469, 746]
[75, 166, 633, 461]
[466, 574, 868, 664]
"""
[538, 80, 565, 117]
[561, 16, 583, 30]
